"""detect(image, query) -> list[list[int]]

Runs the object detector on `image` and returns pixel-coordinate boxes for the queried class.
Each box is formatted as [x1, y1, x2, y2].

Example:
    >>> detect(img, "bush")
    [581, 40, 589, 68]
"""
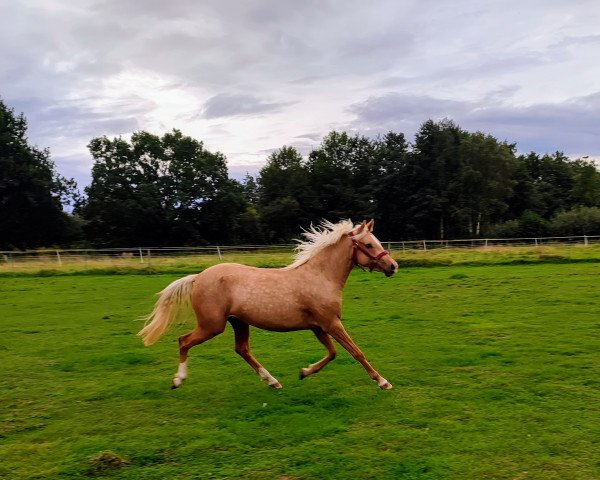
[489, 219, 520, 238]
[549, 206, 600, 236]
[518, 211, 549, 237]
[490, 211, 549, 238]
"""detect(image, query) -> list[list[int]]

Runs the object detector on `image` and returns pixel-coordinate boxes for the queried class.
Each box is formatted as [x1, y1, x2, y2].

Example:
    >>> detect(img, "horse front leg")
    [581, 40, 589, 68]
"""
[300, 328, 337, 379]
[326, 320, 392, 390]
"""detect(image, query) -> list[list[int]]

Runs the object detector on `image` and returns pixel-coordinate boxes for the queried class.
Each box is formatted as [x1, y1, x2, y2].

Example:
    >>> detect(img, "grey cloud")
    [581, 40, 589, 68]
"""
[467, 92, 600, 153]
[349, 93, 471, 125]
[77, 0, 417, 89]
[2, 0, 599, 187]
[348, 91, 600, 156]
[8, 96, 140, 187]
[288, 141, 319, 157]
[288, 74, 337, 85]
[227, 162, 262, 182]
[377, 75, 419, 88]
[549, 34, 600, 49]
[14, 97, 144, 142]
[257, 140, 317, 159]
[202, 94, 292, 119]
[295, 133, 323, 141]
[339, 29, 415, 73]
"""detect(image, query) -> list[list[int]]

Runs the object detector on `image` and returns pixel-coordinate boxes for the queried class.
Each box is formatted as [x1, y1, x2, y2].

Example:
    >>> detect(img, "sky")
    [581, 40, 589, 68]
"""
[2, 0, 599, 188]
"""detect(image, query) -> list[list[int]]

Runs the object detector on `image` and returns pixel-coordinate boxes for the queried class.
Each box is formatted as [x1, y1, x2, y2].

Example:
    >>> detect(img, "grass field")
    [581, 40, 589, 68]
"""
[1, 261, 599, 479]
[2, 244, 600, 276]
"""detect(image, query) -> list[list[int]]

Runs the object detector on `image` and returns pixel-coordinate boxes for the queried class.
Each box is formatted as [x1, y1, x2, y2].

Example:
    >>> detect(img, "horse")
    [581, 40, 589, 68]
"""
[138, 219, 399, 390]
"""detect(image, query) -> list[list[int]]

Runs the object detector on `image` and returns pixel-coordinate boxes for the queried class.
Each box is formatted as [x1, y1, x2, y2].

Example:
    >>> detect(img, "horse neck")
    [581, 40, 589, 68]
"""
[303, 238, 354, 288]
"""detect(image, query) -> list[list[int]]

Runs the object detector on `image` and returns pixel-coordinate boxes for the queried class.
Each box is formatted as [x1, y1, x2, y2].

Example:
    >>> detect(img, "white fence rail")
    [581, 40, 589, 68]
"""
[0, 244, 292, 266]
[1, 235, 599, 266]
[387, 234, 599, 251]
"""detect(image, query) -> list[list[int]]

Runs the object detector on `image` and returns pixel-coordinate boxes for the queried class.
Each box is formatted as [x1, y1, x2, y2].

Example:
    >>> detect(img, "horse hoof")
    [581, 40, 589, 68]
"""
[171, 377, 183, 389]
[299, 368, 308, 380]
[379, 381, 393, 390]
[270, 382, 282, 389]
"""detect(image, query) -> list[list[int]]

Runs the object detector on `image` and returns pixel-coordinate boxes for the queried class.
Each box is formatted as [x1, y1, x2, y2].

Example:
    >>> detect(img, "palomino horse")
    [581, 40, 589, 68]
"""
[138, 219, 398, 390]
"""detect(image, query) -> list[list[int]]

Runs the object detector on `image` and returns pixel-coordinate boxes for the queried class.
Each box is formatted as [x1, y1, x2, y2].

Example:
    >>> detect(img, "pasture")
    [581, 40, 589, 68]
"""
[1, 262, 599, 479]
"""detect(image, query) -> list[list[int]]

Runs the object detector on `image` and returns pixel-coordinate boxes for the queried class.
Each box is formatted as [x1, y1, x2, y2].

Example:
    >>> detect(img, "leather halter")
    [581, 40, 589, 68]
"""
[347, 232, 390, 272]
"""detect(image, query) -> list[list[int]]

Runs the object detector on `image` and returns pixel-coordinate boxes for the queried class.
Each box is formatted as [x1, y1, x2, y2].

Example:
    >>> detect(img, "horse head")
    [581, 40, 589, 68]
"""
[348, 220, 398, 277]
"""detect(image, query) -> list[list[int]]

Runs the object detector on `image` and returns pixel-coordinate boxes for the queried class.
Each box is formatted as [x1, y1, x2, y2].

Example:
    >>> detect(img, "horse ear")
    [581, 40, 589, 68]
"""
[366, 219, 375, 232]
[356, 220, 367, 233]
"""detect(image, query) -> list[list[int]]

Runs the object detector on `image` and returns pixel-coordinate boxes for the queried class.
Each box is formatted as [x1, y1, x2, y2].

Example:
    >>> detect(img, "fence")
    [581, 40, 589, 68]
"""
[0, 244, 292, 268]
[388, 234, 600, 251]
[1, 235, 599, 268]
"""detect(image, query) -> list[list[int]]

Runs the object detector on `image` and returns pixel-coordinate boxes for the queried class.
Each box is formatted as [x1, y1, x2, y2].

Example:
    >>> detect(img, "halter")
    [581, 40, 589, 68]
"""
[347, 231, 390, 272]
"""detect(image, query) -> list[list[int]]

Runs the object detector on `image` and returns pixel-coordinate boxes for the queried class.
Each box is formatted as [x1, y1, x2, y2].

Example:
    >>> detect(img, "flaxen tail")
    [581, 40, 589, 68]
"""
[138, 274, 197, 346]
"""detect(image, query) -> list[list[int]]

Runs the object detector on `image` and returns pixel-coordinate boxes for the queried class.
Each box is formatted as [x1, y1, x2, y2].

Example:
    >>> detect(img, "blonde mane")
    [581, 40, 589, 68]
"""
[284, 219, 355, 270]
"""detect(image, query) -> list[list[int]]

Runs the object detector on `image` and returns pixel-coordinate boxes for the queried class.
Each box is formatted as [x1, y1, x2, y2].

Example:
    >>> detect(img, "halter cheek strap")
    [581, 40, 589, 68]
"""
[347, 232, 390, 272]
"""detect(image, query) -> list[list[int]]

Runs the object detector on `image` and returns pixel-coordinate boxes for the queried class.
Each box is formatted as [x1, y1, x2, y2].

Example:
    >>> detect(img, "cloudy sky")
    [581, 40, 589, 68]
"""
[2, 0, 599, 187]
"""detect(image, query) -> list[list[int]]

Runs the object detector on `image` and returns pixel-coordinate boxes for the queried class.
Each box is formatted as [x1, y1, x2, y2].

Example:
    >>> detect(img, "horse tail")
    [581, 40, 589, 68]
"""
[138, 274, 197, 346]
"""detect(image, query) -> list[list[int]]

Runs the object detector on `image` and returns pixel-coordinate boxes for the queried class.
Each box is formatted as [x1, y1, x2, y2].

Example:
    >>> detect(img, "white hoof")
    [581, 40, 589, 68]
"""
[378, 378, 393, 390]
[258, 367, 282, 389]
[172, 376, 183, 389]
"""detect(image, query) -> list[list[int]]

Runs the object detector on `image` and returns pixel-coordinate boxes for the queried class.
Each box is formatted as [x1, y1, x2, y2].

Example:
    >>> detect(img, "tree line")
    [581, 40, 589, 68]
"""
[2, 98, 600, 249]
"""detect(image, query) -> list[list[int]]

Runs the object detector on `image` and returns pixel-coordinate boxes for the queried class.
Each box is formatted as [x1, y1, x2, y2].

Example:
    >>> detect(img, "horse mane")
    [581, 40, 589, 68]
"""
[284, 219, 355, 270]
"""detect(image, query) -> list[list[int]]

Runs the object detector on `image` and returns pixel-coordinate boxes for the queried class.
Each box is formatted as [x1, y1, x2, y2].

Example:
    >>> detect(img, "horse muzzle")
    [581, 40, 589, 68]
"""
[384, 263, 397, 277]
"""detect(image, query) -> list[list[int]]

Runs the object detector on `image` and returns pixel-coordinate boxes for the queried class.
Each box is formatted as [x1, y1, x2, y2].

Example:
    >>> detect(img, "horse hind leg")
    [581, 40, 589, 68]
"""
[172, 322, 225, 389]
[300, 328, 336, 380]
[229, 317, 282, 389]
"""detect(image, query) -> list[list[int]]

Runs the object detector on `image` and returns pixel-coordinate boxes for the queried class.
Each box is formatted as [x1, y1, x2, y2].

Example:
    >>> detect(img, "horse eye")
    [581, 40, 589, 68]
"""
[366, 243, 373, 249]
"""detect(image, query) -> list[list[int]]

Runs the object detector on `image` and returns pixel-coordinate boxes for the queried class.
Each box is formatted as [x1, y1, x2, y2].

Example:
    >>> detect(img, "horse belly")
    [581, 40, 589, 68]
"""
[229, 286, 313, 332]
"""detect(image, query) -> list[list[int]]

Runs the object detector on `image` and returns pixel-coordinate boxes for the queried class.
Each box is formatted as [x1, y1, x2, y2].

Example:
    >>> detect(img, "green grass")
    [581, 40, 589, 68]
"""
[1, 263, 599, 479]
[2, 244, 600, 277]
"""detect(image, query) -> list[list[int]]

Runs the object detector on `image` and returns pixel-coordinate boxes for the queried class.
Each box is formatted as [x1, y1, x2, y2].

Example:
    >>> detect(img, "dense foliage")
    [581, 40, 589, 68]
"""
[255, 121, 600, 242]
[77, 130, 246, 246]
[0, 99, 79, 249]
[2, 98, 600, 248]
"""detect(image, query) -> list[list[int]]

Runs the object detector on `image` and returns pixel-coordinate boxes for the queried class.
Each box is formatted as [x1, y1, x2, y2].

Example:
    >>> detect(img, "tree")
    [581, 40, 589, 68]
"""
[237, 174, 264, 243]
[514, 152, 575, 218]
[0, 99, 79, 249]
[79, 130, 243, 246]
[305, 131, 377, 222]
[78, 135, 165, 246]
[454, 132, 517, 236]
[570, 158, 600, 207]
[369, 131, 411, 239]
[405, 119, 466, 239]
[258, 146, 311, 241]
